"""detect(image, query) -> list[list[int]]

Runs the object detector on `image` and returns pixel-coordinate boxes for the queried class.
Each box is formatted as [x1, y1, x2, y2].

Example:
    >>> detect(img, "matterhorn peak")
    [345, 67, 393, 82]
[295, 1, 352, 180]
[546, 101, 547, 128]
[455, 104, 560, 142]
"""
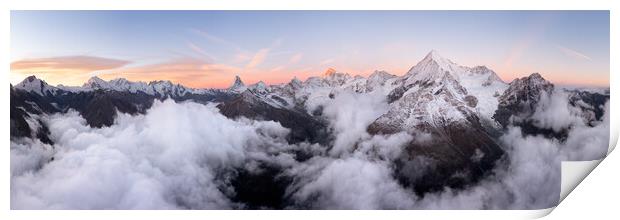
[232, 75, 245, 87]
[291, 76, 302, 84]
[229, 75, 247, 93]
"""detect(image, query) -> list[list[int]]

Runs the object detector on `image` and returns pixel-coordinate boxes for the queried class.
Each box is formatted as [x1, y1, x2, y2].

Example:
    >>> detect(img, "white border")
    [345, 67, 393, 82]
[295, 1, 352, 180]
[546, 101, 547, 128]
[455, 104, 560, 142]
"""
[1, 0, 617, 219]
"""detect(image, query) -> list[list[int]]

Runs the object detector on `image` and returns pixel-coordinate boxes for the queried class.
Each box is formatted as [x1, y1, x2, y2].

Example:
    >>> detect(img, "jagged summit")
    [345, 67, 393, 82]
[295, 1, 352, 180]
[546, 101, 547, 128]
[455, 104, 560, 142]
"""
[524, 72, 545, 82]
[229, 75, 247, 93]
[418, 50, 459, 71]
[290, 76, 302, 85]
[369, 70, 393, 78]
[494, 72, 554, 128]
[15, 75, 58, 96]
[248, 80, 269, 95]
[148, 80, 174, 86]
[405, 50, 465, 85]
[509, 72, 552, 89]
[84, 75, 108, 89]
[24, 75, 39, 82]
[424, 49, 445, 61]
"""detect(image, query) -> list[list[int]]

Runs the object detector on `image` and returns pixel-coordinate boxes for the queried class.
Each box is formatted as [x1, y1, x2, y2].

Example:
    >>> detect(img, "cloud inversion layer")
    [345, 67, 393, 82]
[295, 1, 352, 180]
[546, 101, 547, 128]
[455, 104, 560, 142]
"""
[10, 89, 609, 209]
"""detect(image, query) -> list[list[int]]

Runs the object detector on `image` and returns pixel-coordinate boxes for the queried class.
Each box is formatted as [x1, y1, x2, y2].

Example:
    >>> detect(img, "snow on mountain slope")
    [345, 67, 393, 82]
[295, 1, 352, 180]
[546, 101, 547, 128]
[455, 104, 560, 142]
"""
[459, 66, 508, 122]
[14, 76, 60, 96]
[229, 75, 247, 93]
[366, 51, 507, 193]
[11, 50, 511, 123]
[404, 50, 467, 84]
[14, 75, 226, 98]
[397, 51, 507, 122]
[84, 76, 193, 97]
[366, 70, 398, 93]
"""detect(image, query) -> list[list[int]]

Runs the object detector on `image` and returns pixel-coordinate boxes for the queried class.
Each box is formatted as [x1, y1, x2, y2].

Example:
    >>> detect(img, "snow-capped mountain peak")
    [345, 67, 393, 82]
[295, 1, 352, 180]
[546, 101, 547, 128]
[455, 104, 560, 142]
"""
[494, 72, 555, 127]
[321, 68, 351, 87]
[229, 75, 247, 93]
[148, 80, 188, 97]
[14, 75, 58, 96]
[248, 81, 270, 95]
[405, 50, 466, 85]
[84, 76, 111, 90]
[290, 76, 302, 86]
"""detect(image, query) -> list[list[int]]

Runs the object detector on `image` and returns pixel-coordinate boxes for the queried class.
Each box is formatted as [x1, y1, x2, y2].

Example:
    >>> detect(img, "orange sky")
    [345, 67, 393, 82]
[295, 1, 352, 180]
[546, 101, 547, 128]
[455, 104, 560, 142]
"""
[9, 56, 609, 89]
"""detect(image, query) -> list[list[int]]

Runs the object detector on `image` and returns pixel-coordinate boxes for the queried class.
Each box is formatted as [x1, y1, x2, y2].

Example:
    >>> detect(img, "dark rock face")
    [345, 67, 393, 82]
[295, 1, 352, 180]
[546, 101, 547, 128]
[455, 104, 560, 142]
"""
[372, 113, 505, 195]
[567, 90, 609, 123]
[60, 90, 155, 128]
[10, 86, 57, 143]
[493, 73, 609, 140]
[493, 73, 554, 128]
[217, 91, 330, 145]
[464, 95, 478, 108]
[10, 85, 236, 140]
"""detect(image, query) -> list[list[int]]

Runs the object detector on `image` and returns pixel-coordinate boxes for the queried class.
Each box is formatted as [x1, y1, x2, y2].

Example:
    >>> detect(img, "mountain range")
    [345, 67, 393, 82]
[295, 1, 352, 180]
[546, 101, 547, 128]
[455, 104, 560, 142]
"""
[10, 50, 609, 208]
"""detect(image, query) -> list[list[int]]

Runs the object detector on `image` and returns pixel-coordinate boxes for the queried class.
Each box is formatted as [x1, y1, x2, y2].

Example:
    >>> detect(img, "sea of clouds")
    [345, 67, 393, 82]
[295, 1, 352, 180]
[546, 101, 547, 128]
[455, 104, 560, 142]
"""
[10, 88, 610, 209]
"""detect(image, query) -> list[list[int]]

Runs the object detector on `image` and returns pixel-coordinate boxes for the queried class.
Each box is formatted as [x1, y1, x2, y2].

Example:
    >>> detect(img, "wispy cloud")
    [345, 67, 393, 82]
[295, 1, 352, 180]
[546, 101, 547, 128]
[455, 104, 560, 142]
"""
[557, 45, 593, 61]
[270, 66, 285, 72]
[99, 58, 242, 88]
[320, 58, 335, 65]
[246, 48, 270, 69]
[187, 42, 217, 61]
[11, 56, 130, 73]
[289, 53, 303, 64]
[10, 55, 131, 87]
[190, 28, 244, 52]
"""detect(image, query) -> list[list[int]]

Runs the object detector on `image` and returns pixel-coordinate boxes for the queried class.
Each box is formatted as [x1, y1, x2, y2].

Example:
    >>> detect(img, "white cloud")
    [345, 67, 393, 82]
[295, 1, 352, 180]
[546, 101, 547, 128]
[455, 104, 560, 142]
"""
[10, 88, 610, 210]
[321, 91, 389, 156]
[288, 157, 416, 209]
[530, 90, 586, 132]
[11, 100, 293, 209]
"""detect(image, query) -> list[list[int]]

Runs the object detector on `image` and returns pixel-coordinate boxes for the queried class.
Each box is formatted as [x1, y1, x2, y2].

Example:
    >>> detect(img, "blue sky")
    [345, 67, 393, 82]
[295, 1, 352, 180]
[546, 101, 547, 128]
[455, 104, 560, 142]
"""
[10, 11, 610, 88]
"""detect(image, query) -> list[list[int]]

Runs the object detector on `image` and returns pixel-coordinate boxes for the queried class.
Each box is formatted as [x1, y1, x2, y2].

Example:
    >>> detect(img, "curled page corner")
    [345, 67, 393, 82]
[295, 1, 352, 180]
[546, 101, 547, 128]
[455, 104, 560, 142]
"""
[559, 160, 602, 203]
[553, 129, 617, 213]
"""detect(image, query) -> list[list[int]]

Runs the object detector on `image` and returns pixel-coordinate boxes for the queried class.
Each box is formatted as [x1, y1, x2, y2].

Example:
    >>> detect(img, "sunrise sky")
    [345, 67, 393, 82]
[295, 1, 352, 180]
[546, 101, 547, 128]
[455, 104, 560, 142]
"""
[10, 11, 610, 88]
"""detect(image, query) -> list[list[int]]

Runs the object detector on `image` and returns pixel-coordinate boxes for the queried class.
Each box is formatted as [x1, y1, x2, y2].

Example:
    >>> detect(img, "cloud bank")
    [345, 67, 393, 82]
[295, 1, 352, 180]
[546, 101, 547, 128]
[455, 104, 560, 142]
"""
[10, 88, 610, 209]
